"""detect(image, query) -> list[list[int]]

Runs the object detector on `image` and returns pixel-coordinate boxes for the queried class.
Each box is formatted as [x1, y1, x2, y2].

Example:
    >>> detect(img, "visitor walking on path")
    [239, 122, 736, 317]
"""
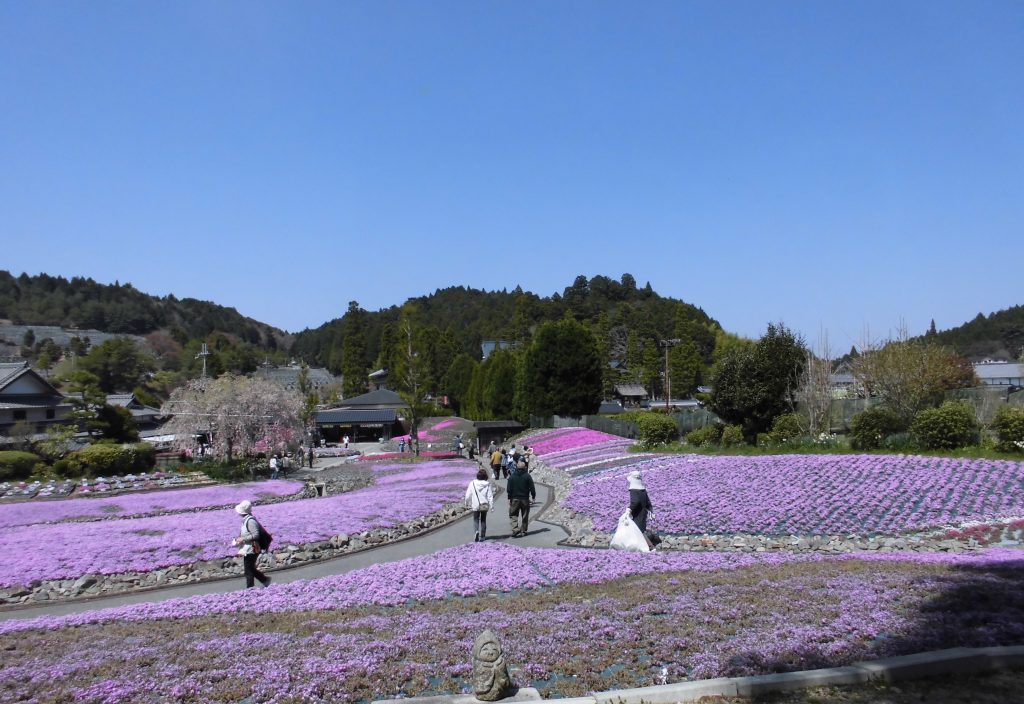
[269, 455, 279, 479]
[627, 470, 656, 536]
[232, 501, 271, 589]
[464, 468, 494, 542]
[507, 461, 536, 537]
[490, 447, 503, 479]
[307, 446, 314, 468]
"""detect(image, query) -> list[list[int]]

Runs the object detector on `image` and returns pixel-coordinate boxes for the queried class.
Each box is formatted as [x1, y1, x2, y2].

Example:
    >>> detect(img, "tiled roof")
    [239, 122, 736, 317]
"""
[335, 388, 407, 408]
[0, 362, 29, 387]
[315, 408, 398, 424]
[614, 383, 648, 397]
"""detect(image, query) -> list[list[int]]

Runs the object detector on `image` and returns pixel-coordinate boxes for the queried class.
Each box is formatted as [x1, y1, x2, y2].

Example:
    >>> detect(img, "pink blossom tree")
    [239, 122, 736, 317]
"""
[162, 375, 303, 460]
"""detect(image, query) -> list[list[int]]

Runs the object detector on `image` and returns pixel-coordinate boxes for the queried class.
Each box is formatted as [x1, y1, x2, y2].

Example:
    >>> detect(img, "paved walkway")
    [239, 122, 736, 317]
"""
[0, 472, 565, 622]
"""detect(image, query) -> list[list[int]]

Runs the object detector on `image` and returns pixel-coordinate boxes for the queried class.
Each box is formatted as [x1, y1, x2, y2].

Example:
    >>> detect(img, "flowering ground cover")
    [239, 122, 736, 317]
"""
[528, 427, 630, 455]
[0, 459, 476, 587]
[0, 480, 304, 529]
[559, 451, 1024, 537]
[3, 544, 1024, 702]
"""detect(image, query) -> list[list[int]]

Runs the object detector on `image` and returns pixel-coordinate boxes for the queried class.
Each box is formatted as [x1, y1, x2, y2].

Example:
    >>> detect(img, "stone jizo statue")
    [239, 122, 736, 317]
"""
[472, 629, 513, 701]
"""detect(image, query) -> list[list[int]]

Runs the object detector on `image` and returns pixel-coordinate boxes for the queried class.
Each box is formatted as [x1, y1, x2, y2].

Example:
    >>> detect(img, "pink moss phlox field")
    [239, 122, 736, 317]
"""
[0, 480, 304, 529]
[3, 543, 1023, 636]
[529, 428, 630, 456]
[0, 460, 476, 587]
[566, 454, 1024, 536]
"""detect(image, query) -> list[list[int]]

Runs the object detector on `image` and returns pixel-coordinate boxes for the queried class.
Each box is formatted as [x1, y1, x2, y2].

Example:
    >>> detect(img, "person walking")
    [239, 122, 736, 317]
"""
[507, 460, 536, 537]
[269, 455, 279, 480]
[627, 470, 654, 534]
[490, 446, 503, 480]
[464, 468, 494, 542]
[399, 437, 407, 453]
[307, 445, 314, 468]
[343, 435, 350, 450]
[232, 500, 271, 589]
[281, 454, 291, 478]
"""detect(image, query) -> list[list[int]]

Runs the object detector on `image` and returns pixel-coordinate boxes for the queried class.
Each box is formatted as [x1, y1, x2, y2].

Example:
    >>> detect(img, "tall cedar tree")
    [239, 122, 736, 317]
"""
[341, 301, 369, 398]
[524, 317, 602, 417]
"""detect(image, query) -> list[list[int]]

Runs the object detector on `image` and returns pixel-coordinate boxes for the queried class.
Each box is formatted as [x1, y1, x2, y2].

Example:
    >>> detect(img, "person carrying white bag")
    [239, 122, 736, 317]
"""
[610, 508, 650, 551]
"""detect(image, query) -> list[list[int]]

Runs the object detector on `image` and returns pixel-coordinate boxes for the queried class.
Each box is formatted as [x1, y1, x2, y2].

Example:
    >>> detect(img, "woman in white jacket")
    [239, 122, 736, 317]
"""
[464, 468, 494, 542]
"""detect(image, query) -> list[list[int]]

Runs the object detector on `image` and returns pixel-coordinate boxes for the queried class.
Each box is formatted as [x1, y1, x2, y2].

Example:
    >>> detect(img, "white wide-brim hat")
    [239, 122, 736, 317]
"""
[235, 500, 252, 515]
[627, 471, 646, 491]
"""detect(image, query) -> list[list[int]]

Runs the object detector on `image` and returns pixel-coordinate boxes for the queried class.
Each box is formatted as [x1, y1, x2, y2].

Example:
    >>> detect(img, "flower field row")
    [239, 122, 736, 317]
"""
[528, 427, 626, 455]
[563, 451, 1024, 536]
[0, 460, 477, 587]
[0, 480, 304, 529]
[3, 544, 1024, 702]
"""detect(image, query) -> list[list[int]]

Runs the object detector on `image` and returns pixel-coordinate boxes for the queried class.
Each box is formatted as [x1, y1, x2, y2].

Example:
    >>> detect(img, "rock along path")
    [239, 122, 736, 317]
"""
[0, 473, 564, 622]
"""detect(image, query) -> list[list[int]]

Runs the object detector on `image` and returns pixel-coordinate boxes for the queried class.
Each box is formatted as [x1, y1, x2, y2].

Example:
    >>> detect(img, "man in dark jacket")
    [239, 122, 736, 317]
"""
[507, 461, 536, 537]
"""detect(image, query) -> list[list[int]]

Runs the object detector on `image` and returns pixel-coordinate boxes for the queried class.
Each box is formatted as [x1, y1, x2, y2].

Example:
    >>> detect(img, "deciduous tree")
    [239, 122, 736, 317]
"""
[162, 375, 302, 461]
[710, 322, 806, 438]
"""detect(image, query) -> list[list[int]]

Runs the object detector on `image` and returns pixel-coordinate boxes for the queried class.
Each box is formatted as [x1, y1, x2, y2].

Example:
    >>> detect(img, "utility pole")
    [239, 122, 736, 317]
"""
[196, 342, 210, 378]
[660, 338, 680, 410]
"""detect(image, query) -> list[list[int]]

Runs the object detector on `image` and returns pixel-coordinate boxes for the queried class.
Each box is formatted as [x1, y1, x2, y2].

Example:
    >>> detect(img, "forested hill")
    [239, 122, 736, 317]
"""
[0, 271, 288, 348]
[928, 305, 1024, 361]
[290, 274, 723, 374]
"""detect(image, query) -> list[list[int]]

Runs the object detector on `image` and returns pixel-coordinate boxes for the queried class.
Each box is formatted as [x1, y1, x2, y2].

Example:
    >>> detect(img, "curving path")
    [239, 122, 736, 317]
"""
[0, 476, 565, 622]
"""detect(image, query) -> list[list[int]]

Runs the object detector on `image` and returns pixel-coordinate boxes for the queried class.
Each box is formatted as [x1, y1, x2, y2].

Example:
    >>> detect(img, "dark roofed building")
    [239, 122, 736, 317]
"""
[314, 408, 403, 442]
[613, 383, 648, 408]
[0, 361, 74, 441]
[105, 393, 165, 431]
[315, 389, 409, 442]
[473, 420, 525, 449]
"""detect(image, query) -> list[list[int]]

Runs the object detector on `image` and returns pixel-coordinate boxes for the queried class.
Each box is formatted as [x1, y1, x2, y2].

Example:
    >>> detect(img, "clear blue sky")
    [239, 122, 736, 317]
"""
[2, 1, 1021, 351]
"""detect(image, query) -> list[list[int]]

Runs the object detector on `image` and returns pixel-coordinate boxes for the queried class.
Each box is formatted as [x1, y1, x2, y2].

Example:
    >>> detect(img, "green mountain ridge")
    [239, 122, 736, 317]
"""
[0, 271, 289, 349]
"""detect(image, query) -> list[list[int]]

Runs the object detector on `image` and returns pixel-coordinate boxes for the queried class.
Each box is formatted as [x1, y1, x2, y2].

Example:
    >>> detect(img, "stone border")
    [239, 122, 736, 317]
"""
[373, 646, 1024, 703]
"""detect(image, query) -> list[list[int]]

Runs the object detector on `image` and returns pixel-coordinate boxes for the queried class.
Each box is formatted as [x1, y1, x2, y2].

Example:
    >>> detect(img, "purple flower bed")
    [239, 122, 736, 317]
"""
[0, 460, 476, 587]
[6, 542, 1022, 634]
[566, 454, 1024, 536]
[0, 480, 304, 529]
[4, 544, 1024, 702]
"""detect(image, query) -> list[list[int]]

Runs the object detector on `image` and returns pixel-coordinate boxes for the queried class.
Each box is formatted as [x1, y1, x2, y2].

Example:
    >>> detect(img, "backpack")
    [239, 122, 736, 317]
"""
[247, 516, 274, 554]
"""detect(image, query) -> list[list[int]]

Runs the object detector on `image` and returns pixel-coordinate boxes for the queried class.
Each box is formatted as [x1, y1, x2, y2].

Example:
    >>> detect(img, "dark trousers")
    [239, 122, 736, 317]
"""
[491, 463, 501, 479]
[473, 510, 488, 539]
[509, 498, 531, 535]
[243, 553, 269, 588]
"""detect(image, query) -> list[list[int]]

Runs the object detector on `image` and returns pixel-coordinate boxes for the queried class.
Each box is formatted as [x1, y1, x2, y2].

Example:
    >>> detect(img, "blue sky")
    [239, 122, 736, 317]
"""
[2, 1, 1021, 351]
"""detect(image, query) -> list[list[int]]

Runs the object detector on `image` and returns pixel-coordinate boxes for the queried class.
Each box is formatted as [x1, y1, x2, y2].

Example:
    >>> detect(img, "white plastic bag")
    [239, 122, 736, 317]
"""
[609, 509, 650, 552]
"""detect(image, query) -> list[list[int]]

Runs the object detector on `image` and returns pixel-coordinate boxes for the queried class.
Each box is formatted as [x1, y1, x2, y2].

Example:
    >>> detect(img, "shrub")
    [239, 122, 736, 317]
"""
[52, 458, 78, 478]
[65, 443, 155, 477]
[770, 413, 805, 444]
[0, 451, 42, 481]
[720, 424, 745, 447]
[991, 405, 1024, 453]
[850, 406, 905, 450]
[686, 424, 723, 447]
[910, 400, 979, 450]
[637, 413, 679, 446]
